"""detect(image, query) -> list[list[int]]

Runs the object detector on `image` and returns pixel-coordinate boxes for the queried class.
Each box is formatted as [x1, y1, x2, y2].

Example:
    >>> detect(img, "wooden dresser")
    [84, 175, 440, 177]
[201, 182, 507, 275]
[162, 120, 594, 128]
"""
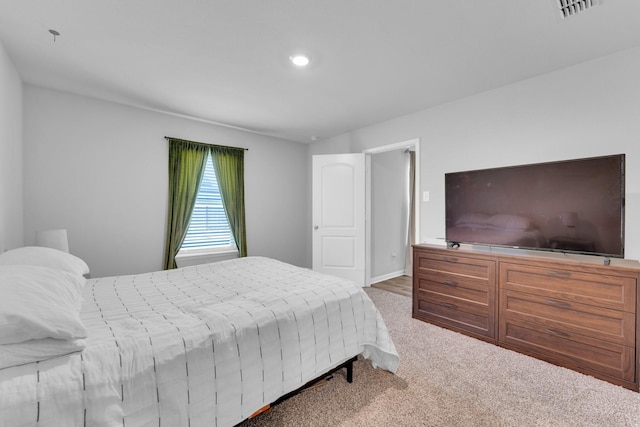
[412, 244, 640, 391]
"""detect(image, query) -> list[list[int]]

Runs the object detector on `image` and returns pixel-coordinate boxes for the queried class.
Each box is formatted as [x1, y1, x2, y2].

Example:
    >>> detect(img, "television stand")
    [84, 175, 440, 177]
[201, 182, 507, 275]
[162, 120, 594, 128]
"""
[412, 244, 639, 391]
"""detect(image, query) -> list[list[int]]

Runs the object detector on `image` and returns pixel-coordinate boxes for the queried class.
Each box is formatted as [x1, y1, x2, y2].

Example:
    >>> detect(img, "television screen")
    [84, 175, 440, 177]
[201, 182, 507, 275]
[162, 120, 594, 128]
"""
[445, 154, 625, 258]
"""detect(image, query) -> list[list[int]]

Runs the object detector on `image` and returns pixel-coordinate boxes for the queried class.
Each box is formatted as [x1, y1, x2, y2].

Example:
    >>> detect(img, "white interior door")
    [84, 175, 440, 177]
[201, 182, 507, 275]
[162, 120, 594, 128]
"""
[312, 154, 365, 285]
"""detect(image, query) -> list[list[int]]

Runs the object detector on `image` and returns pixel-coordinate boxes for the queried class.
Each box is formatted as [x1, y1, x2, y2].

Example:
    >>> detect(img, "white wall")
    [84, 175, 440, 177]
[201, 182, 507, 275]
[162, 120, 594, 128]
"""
[0, 41, 23, 252]
[311, 46, 640, 264]
[23, 86, 308, 277]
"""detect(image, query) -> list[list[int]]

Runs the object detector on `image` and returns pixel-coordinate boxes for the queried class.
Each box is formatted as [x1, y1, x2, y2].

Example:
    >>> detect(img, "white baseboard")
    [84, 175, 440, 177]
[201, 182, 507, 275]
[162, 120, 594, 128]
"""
[369, 269, 407, 285]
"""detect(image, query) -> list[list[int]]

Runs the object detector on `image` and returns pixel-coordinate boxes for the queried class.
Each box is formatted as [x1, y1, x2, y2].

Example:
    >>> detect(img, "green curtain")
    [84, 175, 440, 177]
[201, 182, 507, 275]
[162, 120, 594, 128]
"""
[211, 145, 247, 257]
[162, 139, 210, 269]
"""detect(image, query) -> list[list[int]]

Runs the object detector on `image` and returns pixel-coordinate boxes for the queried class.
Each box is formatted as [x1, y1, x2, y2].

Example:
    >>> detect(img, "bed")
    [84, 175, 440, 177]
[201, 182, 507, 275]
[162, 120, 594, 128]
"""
[0, 248, 399, 427]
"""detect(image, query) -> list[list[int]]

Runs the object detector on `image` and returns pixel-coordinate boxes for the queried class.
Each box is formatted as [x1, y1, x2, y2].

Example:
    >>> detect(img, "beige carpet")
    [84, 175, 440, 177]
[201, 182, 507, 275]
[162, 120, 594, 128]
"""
[240, 287, 640, 427]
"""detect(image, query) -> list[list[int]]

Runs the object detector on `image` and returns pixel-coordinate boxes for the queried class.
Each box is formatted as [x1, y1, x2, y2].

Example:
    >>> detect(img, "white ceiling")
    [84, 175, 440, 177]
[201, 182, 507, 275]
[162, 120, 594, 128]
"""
[1, 1, 640, 143]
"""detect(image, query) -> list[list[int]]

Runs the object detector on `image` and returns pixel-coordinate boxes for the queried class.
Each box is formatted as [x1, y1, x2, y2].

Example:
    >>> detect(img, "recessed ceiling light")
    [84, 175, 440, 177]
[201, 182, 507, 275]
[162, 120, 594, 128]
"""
[290, 54, 310, 67]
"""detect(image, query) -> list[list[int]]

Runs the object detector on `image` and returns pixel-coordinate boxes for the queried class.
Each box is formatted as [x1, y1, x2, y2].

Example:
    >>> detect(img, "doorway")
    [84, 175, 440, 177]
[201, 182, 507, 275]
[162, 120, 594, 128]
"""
[365, 139, 420, 286]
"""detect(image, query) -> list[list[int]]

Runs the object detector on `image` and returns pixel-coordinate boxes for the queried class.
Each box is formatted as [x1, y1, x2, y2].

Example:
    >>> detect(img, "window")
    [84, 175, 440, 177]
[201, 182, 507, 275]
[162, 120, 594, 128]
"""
[180, 154, 236, 251]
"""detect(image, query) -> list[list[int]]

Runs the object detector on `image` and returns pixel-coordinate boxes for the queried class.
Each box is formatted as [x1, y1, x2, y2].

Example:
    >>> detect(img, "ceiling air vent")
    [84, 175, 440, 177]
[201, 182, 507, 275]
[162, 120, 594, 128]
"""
[556, 0, 601, 19]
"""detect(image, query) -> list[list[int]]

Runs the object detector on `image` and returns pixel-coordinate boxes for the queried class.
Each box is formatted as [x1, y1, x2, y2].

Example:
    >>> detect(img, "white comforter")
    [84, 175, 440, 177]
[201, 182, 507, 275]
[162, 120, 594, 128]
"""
[0, 257, 399, 427]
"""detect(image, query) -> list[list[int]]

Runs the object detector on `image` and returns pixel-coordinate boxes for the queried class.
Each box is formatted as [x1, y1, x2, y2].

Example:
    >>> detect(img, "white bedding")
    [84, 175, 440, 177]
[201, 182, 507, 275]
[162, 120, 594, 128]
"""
[0, 257, 399, 427]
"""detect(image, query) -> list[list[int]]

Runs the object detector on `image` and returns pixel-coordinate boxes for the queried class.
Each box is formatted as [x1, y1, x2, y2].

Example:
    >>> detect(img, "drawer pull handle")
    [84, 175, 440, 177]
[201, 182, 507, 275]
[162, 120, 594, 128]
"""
[546, 270, 571, 278]
[442, 280, 458, 287]
[545, 299, 571, 308]
[545, 328, 571, 338]
[442, 257, 459, 263]
[442, 302, 457, 309]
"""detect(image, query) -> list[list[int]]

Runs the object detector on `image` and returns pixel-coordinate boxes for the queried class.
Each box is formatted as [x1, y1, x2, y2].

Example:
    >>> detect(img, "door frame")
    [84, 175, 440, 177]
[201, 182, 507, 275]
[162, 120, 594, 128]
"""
[363, 138, 420, 286]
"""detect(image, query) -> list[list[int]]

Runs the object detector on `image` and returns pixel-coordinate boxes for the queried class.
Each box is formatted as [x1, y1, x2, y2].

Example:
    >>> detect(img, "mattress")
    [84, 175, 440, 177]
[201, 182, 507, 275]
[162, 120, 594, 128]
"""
[0, 257, 399, 427]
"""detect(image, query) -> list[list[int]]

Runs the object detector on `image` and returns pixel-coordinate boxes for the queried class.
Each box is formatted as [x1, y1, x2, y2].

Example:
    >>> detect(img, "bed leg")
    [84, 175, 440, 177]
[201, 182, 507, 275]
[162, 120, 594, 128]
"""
[346, 358, 354, 383]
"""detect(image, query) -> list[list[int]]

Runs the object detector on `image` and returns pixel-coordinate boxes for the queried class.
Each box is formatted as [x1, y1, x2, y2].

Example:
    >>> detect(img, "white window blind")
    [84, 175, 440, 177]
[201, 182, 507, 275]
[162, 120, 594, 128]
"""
[181, 154, 236, 250]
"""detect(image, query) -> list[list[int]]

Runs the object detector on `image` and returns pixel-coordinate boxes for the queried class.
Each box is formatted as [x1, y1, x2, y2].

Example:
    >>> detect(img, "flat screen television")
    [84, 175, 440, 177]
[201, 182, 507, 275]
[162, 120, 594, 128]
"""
[445, 154, 625, 258]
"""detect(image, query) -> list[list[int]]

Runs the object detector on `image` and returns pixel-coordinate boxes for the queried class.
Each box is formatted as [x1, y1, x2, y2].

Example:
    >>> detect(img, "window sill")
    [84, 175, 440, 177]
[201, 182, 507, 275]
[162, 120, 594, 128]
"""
[175, 248, 239, 268]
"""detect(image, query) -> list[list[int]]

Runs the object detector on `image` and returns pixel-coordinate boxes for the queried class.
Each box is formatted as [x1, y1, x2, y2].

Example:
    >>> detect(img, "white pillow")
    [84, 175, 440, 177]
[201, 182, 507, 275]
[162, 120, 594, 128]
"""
[0, 246, 90, 277]
[0, 265, 88, 345]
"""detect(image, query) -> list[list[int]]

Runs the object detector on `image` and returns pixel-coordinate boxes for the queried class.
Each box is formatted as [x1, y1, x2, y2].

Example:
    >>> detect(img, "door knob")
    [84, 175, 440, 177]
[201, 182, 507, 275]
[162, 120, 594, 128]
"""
[314, 225, 319, 230]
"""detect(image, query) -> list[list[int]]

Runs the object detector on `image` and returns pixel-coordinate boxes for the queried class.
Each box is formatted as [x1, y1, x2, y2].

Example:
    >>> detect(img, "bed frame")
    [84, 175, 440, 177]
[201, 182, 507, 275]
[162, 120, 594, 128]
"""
[249, 356, 358, 420]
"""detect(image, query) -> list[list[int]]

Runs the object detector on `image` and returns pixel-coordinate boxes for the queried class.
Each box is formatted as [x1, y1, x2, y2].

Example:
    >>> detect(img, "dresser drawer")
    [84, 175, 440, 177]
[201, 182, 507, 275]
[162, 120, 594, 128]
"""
[500, 290, 635, 347]
[415, 251, 493, 281]
[413, 289, 495, 338]
[500, 263, 637, 313]
[415, 269, 490, 304]
[501, 318, 635, 383]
